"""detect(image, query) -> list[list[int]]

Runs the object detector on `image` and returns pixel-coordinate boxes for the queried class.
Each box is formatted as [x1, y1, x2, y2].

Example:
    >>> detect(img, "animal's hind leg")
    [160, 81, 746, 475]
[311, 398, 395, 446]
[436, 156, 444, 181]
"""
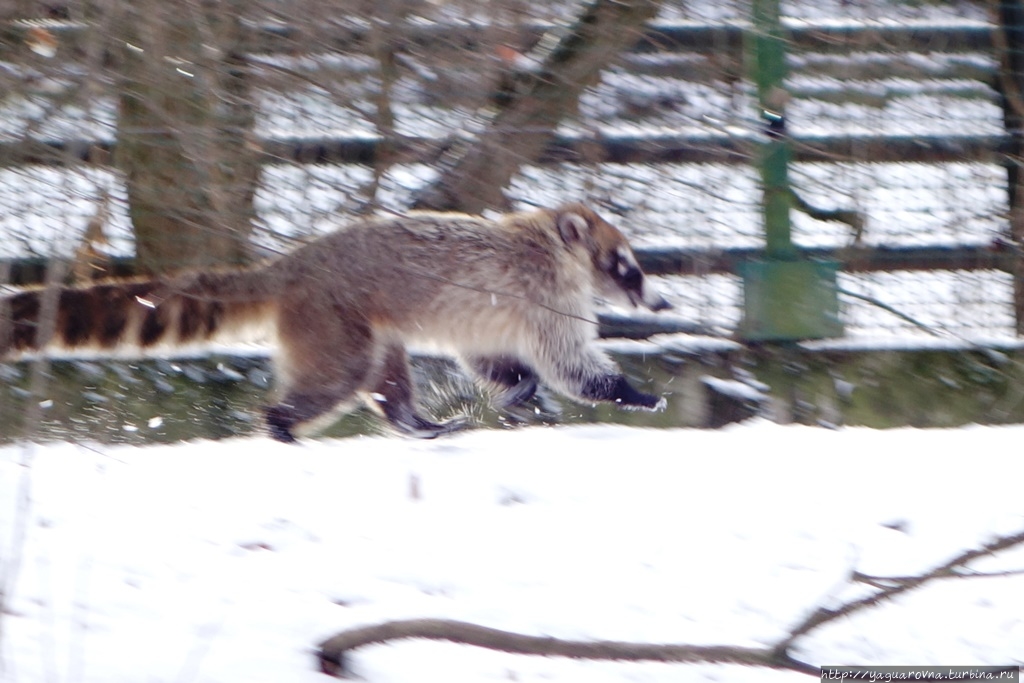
[266, 388, 360, 443]
[266, 303, 377, 443]
[372, 343, 468, 438]
[464, 355, 540, 408]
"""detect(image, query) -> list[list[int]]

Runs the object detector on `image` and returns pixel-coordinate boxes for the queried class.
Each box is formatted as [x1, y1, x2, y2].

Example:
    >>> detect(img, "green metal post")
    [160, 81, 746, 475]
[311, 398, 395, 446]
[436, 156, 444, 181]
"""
[739, 0, 842, 341]
[751, 0, 795, 260]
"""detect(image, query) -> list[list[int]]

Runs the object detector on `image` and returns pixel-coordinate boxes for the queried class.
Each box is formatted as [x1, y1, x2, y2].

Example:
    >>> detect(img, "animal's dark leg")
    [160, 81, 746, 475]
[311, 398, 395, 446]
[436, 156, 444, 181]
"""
[465, 355, 540, 408]
[578, 373, 666, 411]
[266, 391, 354, 444]
[535, 343, 666, 412]
[267, 299, 376, 443]
[372, 344, 468, 438]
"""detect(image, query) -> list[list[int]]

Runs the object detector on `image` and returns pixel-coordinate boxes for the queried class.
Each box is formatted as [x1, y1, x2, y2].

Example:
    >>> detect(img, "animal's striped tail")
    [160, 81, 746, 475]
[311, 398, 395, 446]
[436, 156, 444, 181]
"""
[1, 270, 275, 357]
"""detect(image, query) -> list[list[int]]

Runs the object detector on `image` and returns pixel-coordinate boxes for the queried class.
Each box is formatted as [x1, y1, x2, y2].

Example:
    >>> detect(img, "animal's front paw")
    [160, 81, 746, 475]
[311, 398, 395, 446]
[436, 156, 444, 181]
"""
[588, 375, 667, 412]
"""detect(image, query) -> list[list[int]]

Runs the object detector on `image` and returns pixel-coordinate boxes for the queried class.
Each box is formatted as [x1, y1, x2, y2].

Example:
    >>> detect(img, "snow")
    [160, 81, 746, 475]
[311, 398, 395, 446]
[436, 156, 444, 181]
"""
[2, 421, 1022, 682]
[701, 375, 769, 403]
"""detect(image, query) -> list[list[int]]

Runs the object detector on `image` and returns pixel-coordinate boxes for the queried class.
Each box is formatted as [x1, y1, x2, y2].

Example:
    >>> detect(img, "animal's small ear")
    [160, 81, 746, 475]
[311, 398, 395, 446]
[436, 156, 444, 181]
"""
[557, 211, 590, 245]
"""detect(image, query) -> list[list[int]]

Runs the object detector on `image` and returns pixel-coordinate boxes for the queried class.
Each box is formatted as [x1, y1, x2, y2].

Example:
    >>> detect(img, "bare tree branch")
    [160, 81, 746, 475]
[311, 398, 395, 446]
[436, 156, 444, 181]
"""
[773, 524, 1024, 655]
[412, 0, 662, 213]
[852, 567, 1024, 590]
[316, 617, 819, 678]
[316, 523, 1024, 678]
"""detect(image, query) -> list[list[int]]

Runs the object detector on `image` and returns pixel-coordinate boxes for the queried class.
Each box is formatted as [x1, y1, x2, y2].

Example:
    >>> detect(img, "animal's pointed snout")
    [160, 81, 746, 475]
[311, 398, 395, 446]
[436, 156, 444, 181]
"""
[645, 290, 672, 312]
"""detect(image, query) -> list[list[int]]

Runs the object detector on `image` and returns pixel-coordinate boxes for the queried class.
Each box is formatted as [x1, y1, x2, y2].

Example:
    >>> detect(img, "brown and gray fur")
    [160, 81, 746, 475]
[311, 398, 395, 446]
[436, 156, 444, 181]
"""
[1, 203, 670, 442]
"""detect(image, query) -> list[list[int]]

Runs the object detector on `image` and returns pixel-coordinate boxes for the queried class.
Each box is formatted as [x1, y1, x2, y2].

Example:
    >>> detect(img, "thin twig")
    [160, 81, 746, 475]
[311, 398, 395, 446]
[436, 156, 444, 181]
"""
[0, 257, 69, 658]
[791, 190, 865, 241]
[837, 286, 943, 338]
[773, 524, 1024, 655]
[853, 566, 1024, 589]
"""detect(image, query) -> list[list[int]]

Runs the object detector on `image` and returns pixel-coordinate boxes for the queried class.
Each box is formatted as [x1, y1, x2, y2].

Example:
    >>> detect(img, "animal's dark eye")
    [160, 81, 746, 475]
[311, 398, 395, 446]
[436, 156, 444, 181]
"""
[604, 252, 620, 273]
[621, 265, 642, 290]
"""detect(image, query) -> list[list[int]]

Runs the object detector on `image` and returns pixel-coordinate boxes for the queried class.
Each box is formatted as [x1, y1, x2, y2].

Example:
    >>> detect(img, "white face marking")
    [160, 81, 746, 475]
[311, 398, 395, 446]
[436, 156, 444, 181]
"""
[616, 248, 635, 277]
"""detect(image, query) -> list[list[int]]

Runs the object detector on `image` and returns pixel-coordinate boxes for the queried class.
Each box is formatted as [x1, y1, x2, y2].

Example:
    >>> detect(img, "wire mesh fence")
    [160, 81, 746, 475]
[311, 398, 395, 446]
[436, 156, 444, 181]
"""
[0, 0, 1019, 342]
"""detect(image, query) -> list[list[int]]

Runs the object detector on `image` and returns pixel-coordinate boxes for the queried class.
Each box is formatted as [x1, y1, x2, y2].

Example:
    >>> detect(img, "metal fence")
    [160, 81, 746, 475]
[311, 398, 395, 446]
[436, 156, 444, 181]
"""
[0, 0, 1019, 343]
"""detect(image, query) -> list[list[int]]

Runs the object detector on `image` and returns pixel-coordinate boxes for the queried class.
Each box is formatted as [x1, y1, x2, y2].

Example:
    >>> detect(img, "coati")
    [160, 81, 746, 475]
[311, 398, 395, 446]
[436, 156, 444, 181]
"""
[1, 203, 671, 442]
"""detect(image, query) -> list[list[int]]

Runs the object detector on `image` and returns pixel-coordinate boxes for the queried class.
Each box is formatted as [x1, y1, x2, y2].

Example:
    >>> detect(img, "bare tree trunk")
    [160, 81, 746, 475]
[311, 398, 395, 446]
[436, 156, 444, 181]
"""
[995, 0, 1024, 335]
[362, 0, 407, 212]
[113, 0, 258, 275]
[413, 0, 662, 213]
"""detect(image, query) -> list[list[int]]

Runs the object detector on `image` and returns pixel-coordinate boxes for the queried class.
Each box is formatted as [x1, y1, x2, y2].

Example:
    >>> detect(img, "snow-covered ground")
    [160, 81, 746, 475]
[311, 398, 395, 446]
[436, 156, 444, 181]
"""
[2, 421, 1022, 682]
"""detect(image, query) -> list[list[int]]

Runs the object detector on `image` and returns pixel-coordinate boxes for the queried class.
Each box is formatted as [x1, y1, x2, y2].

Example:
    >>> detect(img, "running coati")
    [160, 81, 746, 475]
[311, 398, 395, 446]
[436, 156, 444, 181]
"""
[1, 203, 671, 441]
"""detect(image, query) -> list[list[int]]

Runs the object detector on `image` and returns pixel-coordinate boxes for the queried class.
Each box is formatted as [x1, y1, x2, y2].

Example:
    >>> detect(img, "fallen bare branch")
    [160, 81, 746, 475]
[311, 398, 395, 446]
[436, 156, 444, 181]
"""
[316, 524, 1024, 678]
[316, 617, 819, 678]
